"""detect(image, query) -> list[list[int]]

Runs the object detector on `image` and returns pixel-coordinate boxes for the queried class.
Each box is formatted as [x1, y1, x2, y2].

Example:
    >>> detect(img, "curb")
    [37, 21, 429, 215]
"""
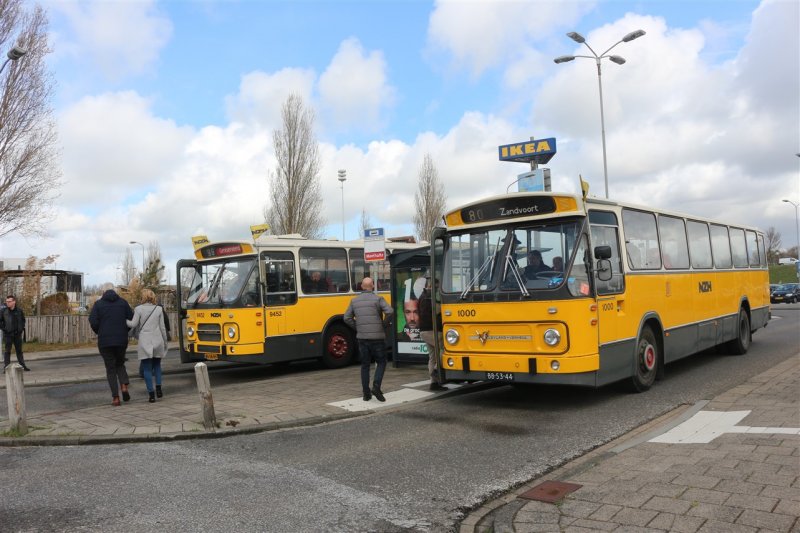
[462, 401, 697, 532]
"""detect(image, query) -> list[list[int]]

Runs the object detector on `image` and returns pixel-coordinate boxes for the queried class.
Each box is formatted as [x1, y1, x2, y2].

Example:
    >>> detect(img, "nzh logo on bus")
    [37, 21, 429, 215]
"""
[698, 281, 712, 293]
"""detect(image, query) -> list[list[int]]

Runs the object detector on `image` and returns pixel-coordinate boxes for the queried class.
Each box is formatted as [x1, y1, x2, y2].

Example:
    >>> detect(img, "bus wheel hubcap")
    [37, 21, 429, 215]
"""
[642, 345, 656, 371]
[328, 336, 346, 358]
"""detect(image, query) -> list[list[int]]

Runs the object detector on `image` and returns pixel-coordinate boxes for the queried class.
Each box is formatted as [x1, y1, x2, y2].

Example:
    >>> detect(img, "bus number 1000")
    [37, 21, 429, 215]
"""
[457, 309, 476, 317]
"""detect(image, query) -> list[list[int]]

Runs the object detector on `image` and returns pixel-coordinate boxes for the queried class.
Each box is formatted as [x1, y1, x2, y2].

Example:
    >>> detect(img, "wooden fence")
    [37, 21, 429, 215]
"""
[23, 312, 179, 345]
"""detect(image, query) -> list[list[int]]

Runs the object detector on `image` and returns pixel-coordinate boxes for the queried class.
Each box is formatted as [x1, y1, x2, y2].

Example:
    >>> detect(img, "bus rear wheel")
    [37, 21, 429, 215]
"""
[322, 324, 355, 368]
[726, 308, 751, 355]
[629, 326, 658, 393]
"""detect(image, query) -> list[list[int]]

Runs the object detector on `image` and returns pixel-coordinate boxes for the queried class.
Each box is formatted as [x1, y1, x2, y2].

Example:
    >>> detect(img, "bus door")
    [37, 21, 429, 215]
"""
[260, 252, 298, 347]
[176, 259, 201, 363]
[589, 211, 626, 349]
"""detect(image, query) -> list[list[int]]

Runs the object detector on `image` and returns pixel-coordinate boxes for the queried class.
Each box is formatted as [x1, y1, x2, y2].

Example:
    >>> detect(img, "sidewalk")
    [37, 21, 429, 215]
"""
[464, 354, 800, 533]
[0, 345, 440, 445]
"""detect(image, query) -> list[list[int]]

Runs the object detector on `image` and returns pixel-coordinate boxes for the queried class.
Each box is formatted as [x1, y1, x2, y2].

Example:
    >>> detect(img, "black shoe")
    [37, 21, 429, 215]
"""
[148, 392, 156, 403]
[121, 384, 130, 402]
[156, 385, 163, 398]
[371, 387, 385, 402]
[22, 366, 30, 371]
[429, 382, 447, 391]
[362, 391, 372, 401]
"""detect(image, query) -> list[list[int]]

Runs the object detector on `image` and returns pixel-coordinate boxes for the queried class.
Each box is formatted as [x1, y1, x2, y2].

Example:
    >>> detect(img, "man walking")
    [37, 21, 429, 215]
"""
[344, 277, 393, 402]
[1, 295, 29, 372]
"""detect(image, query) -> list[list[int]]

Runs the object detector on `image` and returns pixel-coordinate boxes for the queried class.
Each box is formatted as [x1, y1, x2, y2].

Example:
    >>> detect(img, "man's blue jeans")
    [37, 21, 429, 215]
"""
[359, 339, 387, 393]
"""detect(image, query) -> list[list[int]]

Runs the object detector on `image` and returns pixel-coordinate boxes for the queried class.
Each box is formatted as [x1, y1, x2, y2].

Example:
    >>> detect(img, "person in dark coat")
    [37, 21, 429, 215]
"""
[89, 288, 134, 406]
[344, 277, 393, 402]
[1, 295, 29, 372]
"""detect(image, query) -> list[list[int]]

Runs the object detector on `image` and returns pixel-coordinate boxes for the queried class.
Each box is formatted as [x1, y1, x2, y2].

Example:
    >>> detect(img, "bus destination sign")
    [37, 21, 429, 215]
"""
[458, 196, 557, 225]
[198, 242, 249, 259]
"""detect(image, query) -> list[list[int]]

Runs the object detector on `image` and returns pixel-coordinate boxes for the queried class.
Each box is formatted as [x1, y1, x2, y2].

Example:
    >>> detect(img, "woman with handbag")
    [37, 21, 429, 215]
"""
[127, 289, 169, 403]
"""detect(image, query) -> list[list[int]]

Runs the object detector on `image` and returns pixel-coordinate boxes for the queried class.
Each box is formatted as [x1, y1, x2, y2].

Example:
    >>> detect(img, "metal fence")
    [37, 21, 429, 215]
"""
[23, 313, 179, 345]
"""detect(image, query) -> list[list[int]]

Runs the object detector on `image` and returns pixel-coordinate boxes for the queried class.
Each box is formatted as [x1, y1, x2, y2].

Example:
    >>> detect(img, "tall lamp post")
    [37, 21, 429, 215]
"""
[0, 45, 26, 75]
[783, 199, 800, 261]
[554, 29, 646, 199]
[129, 241, 145, 278]
[337, 169, 347, 240]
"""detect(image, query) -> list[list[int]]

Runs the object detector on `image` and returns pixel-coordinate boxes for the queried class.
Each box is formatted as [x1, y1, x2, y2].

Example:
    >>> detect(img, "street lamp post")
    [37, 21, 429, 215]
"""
[783, 199, 800, 261]
[129, 241, 145, 277]
[0, 45, 26, 75]
[554, 29, 645, 199]
[337, 169, 347, 241]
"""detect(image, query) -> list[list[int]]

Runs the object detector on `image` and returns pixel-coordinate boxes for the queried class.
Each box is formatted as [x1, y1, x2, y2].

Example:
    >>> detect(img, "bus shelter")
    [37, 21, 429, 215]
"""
[388, 246, 430, 365]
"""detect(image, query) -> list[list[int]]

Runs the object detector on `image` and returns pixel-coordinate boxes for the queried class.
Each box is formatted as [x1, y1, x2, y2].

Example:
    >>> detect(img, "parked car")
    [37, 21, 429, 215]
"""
[770, 283, 800, 304]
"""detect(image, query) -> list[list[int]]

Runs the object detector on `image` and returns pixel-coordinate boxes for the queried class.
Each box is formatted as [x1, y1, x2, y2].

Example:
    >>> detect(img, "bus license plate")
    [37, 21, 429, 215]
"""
[205, 353, 219, 361]
[486, 372, 514, 381]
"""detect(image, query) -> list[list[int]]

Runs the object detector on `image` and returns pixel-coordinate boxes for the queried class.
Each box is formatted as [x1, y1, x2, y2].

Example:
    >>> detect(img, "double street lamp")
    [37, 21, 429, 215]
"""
[555, 29, 646, 199]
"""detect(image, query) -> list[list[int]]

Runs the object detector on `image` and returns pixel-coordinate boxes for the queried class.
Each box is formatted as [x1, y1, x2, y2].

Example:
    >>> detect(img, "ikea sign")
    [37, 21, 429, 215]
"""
[498, 138, 557, 164]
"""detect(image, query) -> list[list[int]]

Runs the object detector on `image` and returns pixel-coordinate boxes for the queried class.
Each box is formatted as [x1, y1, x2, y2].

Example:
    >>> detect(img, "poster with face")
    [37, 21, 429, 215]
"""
[395, 268, 428, 355]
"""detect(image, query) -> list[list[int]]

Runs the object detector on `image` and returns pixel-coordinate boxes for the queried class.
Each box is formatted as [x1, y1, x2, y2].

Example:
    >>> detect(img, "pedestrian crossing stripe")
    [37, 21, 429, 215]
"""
[327, 381, 462, 412]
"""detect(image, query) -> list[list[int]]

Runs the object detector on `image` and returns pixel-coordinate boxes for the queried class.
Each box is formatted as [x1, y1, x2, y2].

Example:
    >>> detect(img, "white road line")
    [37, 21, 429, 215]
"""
[649, 410, 800, 444]
[328, 388, 434, 412]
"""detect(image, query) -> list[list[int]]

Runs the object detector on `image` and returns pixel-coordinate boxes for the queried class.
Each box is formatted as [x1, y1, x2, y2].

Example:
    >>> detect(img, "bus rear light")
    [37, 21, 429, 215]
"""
[551, 360, 560, 371]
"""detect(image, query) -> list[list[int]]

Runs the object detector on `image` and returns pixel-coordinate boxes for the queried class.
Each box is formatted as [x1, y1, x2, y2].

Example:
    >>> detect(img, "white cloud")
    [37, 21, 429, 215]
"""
[48, 0, 172, 81]
[318, 38, 396, 131]
[58, 91, 194, 208]
[224, 68, 316, 128]
[426, 0, 593, 77]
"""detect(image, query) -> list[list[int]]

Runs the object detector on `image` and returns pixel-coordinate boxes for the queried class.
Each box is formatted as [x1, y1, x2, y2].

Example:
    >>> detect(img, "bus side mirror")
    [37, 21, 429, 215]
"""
[594, 245, 612, 260]
[596, 259, 613, 282]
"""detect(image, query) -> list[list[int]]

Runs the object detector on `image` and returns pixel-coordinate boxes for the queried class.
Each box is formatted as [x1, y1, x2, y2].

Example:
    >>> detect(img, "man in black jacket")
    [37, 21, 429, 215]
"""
[0, 295, 29, 372]
[89, 288, 134, 405]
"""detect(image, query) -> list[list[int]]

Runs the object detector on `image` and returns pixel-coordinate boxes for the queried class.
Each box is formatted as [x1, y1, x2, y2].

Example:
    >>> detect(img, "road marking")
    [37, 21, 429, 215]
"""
[328, 388, 433, 412]
[648, 410, 800, 444]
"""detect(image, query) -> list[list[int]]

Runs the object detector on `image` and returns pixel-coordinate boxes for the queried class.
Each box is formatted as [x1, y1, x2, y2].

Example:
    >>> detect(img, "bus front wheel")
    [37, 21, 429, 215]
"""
[322, 324, 355, 368]
[629, 326, 658, 393]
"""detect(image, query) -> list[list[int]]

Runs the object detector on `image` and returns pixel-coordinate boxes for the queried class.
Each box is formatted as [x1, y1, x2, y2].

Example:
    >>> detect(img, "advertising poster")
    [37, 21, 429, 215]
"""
[395, 267, 428, 356]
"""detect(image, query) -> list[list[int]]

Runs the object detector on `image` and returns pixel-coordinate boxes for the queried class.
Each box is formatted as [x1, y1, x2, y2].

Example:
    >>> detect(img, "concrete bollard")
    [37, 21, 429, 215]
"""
[194, 362, 217, 431]
[5, 363, 27, 435]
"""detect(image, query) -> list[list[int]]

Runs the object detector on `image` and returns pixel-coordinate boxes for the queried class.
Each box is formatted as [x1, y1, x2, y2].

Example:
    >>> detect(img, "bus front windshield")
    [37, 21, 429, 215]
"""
[184, 257, 259, 308]
[443, 219, 586, 295]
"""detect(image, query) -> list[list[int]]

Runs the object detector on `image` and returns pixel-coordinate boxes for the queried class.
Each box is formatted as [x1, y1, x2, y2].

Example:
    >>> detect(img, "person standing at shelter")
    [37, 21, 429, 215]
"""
[344, 277, 393, 402]
[128, 289, 168, 403]
[1, 295, 29, 372]
[89, 287, 134, 406]
[418, 277, 446, 391]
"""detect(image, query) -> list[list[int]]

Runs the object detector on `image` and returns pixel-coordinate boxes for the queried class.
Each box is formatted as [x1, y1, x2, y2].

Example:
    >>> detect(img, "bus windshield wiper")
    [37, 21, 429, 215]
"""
[460, 254, 495, 299]
[503, 247, 529, 296]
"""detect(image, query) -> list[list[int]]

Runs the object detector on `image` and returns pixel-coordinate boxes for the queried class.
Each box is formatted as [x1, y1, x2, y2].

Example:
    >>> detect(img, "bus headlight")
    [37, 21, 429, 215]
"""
[227, 326, 237, 339]
[445, 329, 460, 345]
[187, 326, 195, 337]
[544, 328, 561, 346]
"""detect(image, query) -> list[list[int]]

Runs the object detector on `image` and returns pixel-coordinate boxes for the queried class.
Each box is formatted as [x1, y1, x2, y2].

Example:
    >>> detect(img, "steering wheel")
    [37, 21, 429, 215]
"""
[533, 270, 561, 279]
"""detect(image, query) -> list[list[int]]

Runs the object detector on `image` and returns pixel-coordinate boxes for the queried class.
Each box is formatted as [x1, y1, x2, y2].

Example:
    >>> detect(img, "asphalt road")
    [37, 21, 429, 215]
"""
[0, 307, 797, 533]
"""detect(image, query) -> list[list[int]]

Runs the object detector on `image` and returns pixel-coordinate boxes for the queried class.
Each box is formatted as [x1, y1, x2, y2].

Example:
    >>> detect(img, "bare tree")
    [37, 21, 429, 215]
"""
[0, 1, 60, 238]
[359, 208, 372, 237]
[264, 94, 324, 238]
[765, 226, 781, 265]
[121, 249, 136, 286]
[413, 153, 447, 242]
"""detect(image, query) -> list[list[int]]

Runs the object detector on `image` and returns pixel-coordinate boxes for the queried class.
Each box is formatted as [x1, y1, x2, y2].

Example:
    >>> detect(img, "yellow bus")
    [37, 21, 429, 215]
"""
[177, 234, 416, 368]
[430, 191, 770, 391]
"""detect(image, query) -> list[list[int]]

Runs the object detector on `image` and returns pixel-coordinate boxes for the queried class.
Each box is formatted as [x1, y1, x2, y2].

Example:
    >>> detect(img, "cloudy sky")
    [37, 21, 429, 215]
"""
[1, 0, 798, 286]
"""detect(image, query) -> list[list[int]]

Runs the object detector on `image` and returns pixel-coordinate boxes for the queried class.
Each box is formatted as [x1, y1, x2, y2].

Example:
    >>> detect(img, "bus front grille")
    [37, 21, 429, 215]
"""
[198, 323, 221, 342]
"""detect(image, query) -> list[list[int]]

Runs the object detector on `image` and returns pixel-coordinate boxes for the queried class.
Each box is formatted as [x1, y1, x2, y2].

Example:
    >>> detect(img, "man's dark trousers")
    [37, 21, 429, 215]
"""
[3, 333, 26, 368]
[359, 339, 387, 394]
